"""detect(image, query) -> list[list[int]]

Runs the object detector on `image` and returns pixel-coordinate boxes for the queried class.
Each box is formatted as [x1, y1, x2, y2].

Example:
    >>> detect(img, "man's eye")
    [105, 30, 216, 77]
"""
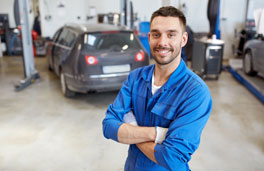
[152, 33, 160, 38]
[168, 34, 175, 38]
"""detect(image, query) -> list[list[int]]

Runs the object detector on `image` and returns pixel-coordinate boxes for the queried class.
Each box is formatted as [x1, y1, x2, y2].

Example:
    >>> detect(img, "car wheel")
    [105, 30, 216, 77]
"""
[48, 64, 53, 71]
[60, 71, 75, 97]
[243, 51, 257, 76]
[47, 56, 53, 71]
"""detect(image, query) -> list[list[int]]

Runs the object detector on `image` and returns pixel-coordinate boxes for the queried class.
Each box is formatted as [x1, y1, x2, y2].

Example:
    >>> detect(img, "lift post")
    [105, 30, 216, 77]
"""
[14, 0, 39, 91]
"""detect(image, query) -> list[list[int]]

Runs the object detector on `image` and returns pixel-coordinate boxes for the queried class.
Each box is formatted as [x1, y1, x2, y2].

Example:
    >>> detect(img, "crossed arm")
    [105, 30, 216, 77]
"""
[117, 111, 168, 164]
[117, 123, 158, 163]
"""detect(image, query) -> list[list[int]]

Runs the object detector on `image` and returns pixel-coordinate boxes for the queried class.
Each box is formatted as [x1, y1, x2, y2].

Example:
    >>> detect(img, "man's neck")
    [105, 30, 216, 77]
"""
[153, 57, 181, 87]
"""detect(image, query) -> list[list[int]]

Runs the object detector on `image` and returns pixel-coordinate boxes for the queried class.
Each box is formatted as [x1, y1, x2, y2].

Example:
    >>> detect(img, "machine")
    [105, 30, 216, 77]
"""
[192, 0, 224, 79]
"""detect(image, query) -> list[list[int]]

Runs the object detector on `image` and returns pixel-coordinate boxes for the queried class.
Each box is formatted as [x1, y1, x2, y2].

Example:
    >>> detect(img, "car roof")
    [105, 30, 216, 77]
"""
[64, 23, 131, 34]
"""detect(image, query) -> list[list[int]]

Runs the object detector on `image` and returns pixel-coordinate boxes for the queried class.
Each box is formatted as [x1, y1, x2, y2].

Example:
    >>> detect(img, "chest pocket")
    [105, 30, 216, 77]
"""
[151, 102, 177, 128]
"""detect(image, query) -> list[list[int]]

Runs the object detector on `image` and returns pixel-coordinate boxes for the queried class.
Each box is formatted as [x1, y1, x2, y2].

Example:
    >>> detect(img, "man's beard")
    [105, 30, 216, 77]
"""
[152, 46, 181, 65]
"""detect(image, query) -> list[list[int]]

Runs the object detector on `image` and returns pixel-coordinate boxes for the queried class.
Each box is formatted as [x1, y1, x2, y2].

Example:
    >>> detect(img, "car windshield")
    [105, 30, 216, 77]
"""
[83, 32, 141, 51]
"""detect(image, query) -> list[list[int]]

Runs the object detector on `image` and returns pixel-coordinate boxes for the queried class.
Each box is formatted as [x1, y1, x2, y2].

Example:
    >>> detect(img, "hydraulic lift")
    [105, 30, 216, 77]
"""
[227, 60, 264, 104]
[14, 0, 39, 91]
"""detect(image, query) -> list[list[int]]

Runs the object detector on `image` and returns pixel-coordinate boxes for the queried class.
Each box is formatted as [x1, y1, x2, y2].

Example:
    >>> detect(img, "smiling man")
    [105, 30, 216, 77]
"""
[103, 6, 212, 171]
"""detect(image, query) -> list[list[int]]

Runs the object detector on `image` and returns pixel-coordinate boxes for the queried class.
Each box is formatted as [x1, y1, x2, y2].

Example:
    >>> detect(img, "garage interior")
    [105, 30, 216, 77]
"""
[0, 0, 264, 171]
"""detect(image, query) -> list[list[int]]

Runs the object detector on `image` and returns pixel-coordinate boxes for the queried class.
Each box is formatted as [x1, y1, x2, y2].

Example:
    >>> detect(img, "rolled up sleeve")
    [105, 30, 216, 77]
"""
[154, 85, 212, 170]
[102, 74, 133, 142]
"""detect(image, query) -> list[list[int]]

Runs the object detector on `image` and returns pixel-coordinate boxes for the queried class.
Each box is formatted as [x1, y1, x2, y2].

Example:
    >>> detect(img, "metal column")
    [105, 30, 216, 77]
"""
[15, 0, 39, 91]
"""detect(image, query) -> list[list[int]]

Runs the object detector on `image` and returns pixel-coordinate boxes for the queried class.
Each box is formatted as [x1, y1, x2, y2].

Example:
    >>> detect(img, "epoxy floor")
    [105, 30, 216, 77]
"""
[0, 56, 263, 171]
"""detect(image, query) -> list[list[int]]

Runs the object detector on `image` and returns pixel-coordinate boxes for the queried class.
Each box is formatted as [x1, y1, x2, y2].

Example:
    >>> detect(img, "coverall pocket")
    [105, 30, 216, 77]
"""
[151, 102, 176, 127]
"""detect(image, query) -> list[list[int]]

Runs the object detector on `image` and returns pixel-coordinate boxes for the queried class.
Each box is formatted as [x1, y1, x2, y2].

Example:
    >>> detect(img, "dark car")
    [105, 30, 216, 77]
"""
[47, 23, 149, 97]
[243, 36, 264, 76]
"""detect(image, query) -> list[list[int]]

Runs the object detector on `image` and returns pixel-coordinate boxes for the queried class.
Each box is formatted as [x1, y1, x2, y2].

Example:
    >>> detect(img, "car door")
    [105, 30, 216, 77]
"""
[254, 40, 264, 74]
[47, 28, 62, 70]
[53, 28, 70, 75]
[63, 34, 81, 78]
[60, 29, 78, 75]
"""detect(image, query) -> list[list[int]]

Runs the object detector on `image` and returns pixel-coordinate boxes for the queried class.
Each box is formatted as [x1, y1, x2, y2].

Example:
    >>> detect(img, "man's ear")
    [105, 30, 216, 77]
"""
[181, 32, 188, 47]
[148, 32, 151, 41]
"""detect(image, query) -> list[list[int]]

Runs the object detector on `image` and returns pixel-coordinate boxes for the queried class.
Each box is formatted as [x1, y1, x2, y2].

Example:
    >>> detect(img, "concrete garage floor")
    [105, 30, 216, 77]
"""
[0, 56, 263, 171]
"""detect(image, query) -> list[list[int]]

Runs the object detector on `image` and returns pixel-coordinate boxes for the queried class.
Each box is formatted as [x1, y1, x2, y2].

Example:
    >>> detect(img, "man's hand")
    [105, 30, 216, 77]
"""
[155, 127, 168, 144]
[123, 111, 138, 126]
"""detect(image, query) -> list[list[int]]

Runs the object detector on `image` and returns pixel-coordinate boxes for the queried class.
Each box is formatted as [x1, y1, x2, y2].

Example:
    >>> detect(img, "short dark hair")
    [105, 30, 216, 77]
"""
[150, 6, 186, 31]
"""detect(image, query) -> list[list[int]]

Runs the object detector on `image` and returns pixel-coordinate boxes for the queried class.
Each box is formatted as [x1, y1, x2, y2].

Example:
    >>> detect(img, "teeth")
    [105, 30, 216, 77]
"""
[159, 50, 169, 54]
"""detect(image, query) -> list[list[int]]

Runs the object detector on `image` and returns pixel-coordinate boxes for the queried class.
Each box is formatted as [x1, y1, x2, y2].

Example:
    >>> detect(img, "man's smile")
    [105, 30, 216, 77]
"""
[154, 47, 173, 56]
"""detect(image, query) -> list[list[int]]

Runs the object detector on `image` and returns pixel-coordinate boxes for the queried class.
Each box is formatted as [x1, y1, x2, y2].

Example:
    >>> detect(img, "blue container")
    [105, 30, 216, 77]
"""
[139, 22, 151, 56]
[139, 22, 150, 33]
[139, 36, 150, 55]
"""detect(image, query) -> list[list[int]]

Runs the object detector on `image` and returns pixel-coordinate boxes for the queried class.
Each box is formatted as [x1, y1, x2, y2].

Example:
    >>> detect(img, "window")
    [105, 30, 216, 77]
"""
[57, 28, 69, 46]
[53, 28, 62, 42]
[65, 30, 77, 47]
[83, 32, 141, 51]
[57, 28, 77, 48]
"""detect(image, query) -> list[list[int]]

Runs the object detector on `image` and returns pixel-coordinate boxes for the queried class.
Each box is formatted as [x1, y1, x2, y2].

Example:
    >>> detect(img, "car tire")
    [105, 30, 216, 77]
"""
[60, 71, 75, 98]
[243, 51, 257, 76]
[48, 64, 53, 71]
[48, 59, 52, 71]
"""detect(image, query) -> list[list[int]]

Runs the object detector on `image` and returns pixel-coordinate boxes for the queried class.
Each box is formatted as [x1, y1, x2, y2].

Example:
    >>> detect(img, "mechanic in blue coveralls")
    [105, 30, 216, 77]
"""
[102, 6, 212, 171]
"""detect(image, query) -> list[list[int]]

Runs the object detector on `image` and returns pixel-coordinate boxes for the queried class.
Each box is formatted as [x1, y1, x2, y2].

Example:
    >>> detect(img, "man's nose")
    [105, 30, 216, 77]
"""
[157, 34, 169, 46]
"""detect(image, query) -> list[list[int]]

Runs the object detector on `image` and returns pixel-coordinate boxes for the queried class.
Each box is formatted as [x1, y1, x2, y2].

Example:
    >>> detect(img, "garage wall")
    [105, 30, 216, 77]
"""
[170, 0, 209, 32]
[1, 0, 264, 59]
[39, 0, 162, 38]
[88, 0, 162, 26]
[220, 0, 248, 59]
[88, 0, 162, 21]
[170, 0, 264, 59]
[0, 0, 16, 28]
[132, 0, 162, 22]
[88, 0, 120, 14]
[0, 0, 34, 29]
[39, 0, 90, 38]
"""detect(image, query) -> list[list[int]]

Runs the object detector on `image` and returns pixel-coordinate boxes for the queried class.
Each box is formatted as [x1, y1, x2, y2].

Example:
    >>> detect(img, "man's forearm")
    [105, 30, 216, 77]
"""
[136, 142, 157, 163]
[117, 123, 156, 144]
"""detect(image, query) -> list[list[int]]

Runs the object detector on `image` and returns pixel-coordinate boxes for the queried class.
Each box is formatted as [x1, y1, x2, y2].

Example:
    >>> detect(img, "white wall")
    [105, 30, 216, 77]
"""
[89, 0, 120, 14]
[39, 0, 90, 38]
[220, 0, 248, 59]
[89, 0, 162, 22]
[0, 0, 16, 28]
[88, 0, 162, 26]
[2, 0, 264, 58]
[42, 0, 162, 36]
[132, 0, 162, 22]
[171, 0, 209, 32]
[0, 0, 34, 29]
[170, 0, 263, 58]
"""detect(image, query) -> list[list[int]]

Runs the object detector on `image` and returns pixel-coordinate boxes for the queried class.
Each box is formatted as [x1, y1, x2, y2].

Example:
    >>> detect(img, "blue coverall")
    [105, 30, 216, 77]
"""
[103, 59, 212, 171]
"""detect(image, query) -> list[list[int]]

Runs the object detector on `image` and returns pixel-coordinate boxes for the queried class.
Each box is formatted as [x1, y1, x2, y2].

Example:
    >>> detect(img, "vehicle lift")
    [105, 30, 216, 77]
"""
[14, 0, 39, 91]
[227, 0, 264, 104]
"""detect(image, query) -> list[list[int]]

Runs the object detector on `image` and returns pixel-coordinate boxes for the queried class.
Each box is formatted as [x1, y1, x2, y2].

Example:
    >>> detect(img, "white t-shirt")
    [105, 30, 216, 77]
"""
[152, 73, 161, 95]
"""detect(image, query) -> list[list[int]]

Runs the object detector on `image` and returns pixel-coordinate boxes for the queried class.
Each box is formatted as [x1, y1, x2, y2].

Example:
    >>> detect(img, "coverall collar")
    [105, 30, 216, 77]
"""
[141, 58, 187, 91]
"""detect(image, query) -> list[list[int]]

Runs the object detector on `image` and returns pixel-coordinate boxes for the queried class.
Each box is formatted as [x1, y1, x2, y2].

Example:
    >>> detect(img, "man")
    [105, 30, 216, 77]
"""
[102, 6, 212, 171]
